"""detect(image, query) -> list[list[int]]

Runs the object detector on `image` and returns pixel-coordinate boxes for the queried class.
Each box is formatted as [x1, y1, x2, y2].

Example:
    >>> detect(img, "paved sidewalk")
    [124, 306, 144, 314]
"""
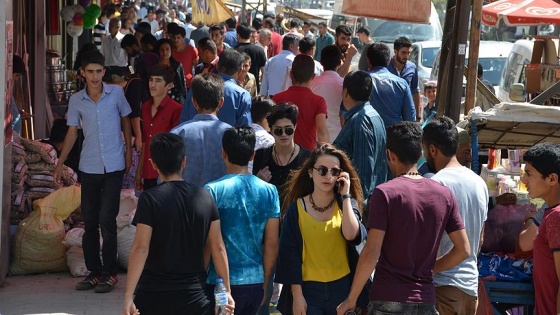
[0, 272, 126, 315]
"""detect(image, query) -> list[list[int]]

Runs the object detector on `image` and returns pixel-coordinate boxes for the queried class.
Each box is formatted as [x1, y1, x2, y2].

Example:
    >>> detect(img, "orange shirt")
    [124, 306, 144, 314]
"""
[172, 45, 199, 89]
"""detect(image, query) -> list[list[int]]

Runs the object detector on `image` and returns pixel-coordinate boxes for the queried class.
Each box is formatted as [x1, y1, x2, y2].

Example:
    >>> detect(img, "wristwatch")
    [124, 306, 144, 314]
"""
[341, 194, 352, 200]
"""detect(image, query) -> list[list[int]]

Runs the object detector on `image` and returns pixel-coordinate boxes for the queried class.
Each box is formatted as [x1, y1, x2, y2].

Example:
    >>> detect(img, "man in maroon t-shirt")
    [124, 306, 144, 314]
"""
[520, 142, 560, 314]
[337, 121, 470, 315]
[273, 54, 329, 151]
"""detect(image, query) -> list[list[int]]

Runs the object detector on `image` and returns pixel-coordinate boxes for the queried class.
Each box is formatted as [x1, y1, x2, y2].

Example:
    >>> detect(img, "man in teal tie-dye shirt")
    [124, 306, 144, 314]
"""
[205, 127, 281, 315]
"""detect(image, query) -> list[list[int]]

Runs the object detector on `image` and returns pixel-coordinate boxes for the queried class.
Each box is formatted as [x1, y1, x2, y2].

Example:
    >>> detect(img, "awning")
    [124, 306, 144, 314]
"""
[482, 0, 560, 27]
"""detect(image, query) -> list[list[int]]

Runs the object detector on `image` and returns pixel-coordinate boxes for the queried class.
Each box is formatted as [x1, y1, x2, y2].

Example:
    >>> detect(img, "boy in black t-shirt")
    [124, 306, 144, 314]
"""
[122, 133, 235, 315]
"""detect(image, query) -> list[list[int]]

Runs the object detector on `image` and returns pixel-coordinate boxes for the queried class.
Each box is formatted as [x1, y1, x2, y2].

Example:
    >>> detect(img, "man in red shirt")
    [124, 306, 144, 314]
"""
[134, 64, 182, 191]
[521, 142, 560, 314]
[168, 24, 198, 89]
[273, 54, 329, 151]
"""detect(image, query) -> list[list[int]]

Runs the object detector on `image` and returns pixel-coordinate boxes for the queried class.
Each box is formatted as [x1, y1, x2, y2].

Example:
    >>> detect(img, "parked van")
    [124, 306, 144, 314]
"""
[497, 39, 534, 102]
[430, 41, 514, 95]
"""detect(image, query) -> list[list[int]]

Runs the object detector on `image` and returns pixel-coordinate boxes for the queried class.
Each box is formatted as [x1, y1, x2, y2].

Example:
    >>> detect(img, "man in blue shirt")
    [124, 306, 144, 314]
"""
[314, 22, 335, 61]
[181, 49, 252, 127]
[367, 42, 415, 127]
[205, 127, 280, 315]
[334, 70, 388, 204]
[54, 51, 132, 294]
[224, 17, 238, 48]
[387, 37, 421, 121]
[171, 73, 231, 187]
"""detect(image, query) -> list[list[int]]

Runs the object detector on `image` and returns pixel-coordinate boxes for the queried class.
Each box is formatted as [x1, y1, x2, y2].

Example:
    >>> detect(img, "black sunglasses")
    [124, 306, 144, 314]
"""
[313, 166, 341, 177]
[273, 127, 294, 136]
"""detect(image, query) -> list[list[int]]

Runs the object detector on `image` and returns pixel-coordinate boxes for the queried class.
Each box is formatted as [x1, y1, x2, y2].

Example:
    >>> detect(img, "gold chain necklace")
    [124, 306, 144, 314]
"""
[309, 193, 335, 213]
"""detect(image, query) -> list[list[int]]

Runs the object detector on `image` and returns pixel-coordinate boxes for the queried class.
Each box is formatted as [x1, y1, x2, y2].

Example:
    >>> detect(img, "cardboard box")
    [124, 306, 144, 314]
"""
[526, 38, 560, 93]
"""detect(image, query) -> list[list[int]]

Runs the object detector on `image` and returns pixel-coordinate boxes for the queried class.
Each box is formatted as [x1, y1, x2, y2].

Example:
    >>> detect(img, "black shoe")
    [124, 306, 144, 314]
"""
[94, 273, 118, 293]
[75, 273, 101, 290]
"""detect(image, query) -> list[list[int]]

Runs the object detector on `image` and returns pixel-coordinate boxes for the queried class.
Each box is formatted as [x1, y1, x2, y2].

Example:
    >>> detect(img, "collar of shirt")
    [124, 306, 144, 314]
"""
[193, 113, 220, 121]
[79, 82, 113, 101]
[343, 101, 368, 120]
[219, 73, 236, 83]
[144, 94, 174, 111]
[388, 58, 413, 74]
[287, 85, 311, 93]
[370, 66, 388, 74]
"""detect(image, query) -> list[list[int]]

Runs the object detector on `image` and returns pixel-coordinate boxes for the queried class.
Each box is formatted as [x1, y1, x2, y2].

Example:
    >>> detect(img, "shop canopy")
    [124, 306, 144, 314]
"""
[482, 0, 560, 27]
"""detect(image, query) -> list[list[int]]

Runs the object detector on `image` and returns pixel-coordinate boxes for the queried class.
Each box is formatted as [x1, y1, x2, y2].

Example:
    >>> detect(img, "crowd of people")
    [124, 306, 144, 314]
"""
[51, 1, 560, 315]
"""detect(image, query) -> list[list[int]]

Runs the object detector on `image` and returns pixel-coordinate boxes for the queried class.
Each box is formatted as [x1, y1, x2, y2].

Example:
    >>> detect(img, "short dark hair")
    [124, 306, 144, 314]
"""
[367, 42, 390, 68]
[150, 133, 185, 177]
[477, 63, 484, 77]
[185, 12, 192, 23]
[291, 54, 315, 84]
[282, 34, 300, 50]
[299, 37, 316, 54]
[155, 38, 174, 56]
[198, 37, 217, 54]
[136, 21, 152, 35]
[148, 64, 175, 85]
[141, 33, 157, 48]
[422, 116, 459, 157]
[252, 17, 262, 31]
[251, 96, 275, 123]
[343, 71, 372, 101]
[167, 23, 186, 37]
[49, 119, 68, 143]
[356, 26, 370, 37]
[290, 18, 301, 28]
[320, 45, 342, 71]
[335, 25, 352, 36]
[218, 49, 244, 75]
[386, 121, 423, 165]
[120, 34, 139, 49]
[266, 102, 299, 127]
[263, 17, 274, 29]
[226, 17, 237, 29]
[524, 143, 560, 179]
[237, 23, 252, 40]
[394, 36, 412, 51]
[81, 50, 105, 68]
[210, 25, 224, 35]
[222, 127, 256, 166]
[191, 73, 225, 111]
[318, 22, 327, 27]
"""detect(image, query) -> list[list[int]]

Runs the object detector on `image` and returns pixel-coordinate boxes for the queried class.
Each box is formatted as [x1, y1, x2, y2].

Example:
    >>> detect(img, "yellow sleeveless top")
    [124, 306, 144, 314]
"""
[297, 198, 350, 282]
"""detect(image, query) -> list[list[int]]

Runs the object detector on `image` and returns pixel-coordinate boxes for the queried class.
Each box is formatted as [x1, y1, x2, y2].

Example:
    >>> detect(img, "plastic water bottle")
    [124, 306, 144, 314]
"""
[214, 277, 228, 315]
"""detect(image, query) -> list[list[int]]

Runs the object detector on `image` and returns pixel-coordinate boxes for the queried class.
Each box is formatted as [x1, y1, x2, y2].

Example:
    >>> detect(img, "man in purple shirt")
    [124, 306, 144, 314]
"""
[337, 121, 470, 315]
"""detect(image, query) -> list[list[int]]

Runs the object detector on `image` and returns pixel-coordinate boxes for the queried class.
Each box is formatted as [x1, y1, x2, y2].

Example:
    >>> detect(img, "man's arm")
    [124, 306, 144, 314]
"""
[553, 251, 560, 314]
[54, 126, 79, 184]
[122, 223, 152, 315]
[262, 218, 280, 304]
[519, 209, 539, 251]
[433, 228, 470, 273]
[260, 61, 270, 96]
[206, 220, 235, 313]
[237, 92, 253, 127]
[401, 87, 416, 122]
[336, 229, 384, 315]
[413, 92, 421, 121]
[337, 45, 358, 77]
[121, 116, 132, 173]
[315, 113, 329, 143]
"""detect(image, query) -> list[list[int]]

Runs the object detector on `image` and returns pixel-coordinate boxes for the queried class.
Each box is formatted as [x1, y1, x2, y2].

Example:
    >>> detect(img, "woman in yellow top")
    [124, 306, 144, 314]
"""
[275, 143, 366, 315]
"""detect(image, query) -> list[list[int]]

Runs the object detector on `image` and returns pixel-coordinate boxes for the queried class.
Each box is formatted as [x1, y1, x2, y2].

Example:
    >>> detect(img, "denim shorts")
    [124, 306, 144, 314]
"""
[302, 274, 351, 315]
[367, 300, 439, 315]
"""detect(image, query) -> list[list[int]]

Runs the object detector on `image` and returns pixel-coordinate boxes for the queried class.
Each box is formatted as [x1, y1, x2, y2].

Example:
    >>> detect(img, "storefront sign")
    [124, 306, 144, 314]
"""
[342, 0, 431, 23]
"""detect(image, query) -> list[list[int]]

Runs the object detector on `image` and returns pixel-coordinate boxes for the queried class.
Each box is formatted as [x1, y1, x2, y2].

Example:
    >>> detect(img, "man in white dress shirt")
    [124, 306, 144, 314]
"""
[260, 34, 300, 97]
[101, 18, 128, 80]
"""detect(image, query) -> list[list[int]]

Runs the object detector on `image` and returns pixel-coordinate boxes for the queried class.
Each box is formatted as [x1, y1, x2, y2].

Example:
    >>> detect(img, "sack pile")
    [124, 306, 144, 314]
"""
[11, 134, 78, 225]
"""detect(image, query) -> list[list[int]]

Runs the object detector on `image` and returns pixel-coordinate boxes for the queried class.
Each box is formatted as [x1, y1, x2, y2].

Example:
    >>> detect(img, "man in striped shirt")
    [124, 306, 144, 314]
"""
[93, 12, 108, 51]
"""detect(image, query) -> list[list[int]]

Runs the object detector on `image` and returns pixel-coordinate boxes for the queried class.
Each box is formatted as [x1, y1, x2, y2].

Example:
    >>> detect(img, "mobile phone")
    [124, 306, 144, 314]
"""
[335, 180, 341, 192]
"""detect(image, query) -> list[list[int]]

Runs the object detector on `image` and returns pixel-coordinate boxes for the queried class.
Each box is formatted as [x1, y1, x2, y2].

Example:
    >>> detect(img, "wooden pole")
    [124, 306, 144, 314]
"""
[465, 0, 483, 116]
[436, 0, 456, 117]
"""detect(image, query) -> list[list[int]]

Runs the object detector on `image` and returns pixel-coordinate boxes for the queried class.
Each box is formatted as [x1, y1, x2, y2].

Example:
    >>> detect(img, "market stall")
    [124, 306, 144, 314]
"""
[462, 102, 560, 314]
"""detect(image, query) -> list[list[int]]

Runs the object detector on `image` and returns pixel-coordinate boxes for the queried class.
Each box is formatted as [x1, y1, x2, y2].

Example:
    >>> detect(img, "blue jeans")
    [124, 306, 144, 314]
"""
[367, 300, 439, 315]
[302, 275, 351, 315]
[81, 170, 124, 275]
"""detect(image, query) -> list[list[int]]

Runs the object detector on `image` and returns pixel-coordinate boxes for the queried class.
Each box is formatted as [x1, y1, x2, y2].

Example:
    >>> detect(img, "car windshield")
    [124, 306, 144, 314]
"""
[478, 57, 507, 86]
[373, 21, 436, 43]
[422, 47, 439, 68]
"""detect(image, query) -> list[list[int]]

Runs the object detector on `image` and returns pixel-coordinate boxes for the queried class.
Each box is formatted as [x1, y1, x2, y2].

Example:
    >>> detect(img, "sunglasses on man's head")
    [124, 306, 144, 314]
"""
[273, 127, 294, 136]
[313, 165, 342, 177]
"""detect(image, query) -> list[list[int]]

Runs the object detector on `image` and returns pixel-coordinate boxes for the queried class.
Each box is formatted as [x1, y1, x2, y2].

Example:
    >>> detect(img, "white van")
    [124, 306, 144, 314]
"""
[430, 41, 514, 95]
[497, 39, 534, 102]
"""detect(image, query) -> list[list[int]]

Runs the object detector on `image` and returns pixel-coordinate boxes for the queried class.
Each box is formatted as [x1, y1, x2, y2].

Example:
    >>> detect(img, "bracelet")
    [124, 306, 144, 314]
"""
[341, 194, 352, 200]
